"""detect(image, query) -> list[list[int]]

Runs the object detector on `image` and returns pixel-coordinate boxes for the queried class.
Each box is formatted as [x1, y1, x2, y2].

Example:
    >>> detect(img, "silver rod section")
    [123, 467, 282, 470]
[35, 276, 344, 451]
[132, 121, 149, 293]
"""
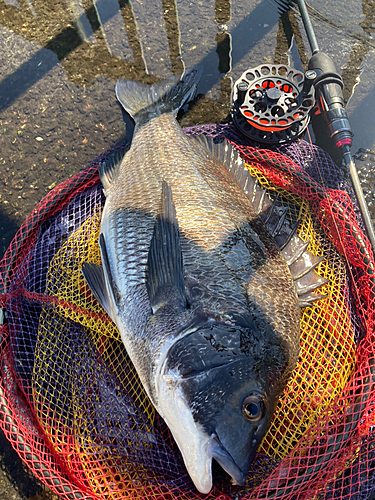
[296, 0, 320, 54]
[294, 0, 375, 255]
[343, 151, 375, 254]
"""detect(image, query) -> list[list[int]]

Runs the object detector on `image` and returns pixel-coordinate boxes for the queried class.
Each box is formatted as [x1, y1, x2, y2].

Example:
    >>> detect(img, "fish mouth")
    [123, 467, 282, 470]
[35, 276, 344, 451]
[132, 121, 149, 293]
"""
[207, 434, 246, 486]
[156, 372, 246, 494]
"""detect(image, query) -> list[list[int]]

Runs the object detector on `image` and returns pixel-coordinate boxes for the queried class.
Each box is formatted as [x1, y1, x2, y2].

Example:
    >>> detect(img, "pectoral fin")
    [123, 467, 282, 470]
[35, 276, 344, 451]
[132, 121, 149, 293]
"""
[81, 262, 113, 318]
[82, 232, 119, 321]
[146, 181, 187, 313]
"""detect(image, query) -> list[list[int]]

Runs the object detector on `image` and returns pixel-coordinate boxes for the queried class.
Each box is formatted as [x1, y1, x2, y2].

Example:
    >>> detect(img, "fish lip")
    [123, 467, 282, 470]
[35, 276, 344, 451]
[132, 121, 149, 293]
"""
[207, 434, 246, 486]
[156, 380, 214, 494]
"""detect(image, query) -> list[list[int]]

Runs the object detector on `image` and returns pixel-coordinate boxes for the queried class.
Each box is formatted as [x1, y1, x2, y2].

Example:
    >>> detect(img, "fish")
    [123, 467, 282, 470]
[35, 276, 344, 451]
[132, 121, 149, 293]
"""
[81, 67, 327, 493]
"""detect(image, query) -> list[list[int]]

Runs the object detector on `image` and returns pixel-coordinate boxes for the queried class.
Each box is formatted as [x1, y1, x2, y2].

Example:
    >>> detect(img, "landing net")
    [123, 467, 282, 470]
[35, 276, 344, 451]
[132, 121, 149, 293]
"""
[0, 124, 374, 500]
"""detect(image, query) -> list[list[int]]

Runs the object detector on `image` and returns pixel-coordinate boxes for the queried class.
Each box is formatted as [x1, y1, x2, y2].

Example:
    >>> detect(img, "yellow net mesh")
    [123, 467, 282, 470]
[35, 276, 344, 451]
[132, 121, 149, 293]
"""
[28, 164, 356, 499]
[247, 165, 356, 460]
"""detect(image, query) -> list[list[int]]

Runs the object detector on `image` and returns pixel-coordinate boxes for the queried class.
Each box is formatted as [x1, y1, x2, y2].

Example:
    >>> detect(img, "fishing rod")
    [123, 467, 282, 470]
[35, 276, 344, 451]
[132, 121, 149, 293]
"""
[231, 0, 375, 254]
[274, 0, 375, 254]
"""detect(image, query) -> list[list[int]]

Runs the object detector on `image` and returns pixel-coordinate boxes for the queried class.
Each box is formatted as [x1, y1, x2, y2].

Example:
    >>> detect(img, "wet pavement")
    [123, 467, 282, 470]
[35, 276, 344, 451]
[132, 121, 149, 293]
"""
[0, 0, 374, 497]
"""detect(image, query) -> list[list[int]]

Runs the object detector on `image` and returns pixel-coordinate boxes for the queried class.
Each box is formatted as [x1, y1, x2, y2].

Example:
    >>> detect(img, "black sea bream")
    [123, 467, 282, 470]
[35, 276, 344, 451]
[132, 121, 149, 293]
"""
[82, 68, 327, 493]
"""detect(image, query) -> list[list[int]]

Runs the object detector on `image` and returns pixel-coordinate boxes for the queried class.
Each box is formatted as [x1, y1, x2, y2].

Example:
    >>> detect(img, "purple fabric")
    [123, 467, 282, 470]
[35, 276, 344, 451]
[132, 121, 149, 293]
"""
[3, 124, 369, 498]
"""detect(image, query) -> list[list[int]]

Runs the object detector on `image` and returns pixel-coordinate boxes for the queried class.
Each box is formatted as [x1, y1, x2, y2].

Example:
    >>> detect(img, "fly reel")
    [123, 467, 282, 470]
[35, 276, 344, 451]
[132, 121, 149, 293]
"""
[231, 64, 316, 144]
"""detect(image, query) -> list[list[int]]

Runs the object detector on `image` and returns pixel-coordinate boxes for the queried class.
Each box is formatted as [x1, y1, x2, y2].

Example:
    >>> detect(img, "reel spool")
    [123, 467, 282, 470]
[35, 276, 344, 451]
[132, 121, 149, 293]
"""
[231, 64, 316, 144]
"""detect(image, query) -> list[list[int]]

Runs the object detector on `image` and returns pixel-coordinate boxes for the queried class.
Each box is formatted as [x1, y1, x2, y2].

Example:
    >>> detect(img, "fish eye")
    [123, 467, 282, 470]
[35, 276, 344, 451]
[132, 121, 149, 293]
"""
[242, 393, 266, 421]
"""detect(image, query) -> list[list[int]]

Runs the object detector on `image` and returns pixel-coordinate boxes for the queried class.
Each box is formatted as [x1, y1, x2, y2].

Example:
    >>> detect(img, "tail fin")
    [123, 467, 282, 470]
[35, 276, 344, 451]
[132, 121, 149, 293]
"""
[115, 67, 202, 126]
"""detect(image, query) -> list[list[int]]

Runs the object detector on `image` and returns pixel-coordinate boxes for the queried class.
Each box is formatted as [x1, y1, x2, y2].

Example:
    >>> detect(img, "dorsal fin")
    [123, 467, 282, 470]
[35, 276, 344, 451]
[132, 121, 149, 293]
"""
[193, 135, 272, 214]
[98, 148, 128, 194]
[260, 199, 328, 307]
[146, 181, 187, 314]
[281, 233, 328, 307]
[194, 134, 328, 308]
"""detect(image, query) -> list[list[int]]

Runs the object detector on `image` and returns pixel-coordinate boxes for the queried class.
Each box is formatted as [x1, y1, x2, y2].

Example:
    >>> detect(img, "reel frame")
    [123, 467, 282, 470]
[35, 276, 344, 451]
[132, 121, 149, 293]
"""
[231, 64, 316, 144]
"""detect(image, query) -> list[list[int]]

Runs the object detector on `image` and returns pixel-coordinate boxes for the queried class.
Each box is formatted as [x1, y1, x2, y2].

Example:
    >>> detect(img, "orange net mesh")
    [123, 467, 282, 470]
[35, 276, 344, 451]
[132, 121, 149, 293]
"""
[0, 126, 374, 500]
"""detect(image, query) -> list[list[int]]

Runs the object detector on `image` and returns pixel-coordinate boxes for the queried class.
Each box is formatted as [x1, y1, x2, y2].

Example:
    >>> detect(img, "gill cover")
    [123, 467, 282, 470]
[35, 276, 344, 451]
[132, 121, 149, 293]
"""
[159, 319, 287, 493]
[145, 182, 290, 493]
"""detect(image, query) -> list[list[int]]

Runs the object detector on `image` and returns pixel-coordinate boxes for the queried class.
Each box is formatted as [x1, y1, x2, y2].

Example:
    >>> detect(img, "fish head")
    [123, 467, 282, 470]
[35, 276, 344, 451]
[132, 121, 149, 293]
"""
[157, 318, 294, 494]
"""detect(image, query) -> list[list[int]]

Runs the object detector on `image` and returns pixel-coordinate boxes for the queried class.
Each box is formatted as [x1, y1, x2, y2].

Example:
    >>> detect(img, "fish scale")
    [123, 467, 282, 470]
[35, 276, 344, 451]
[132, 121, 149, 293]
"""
[107, 114, 268, 320]
[81, 69, 325, 494]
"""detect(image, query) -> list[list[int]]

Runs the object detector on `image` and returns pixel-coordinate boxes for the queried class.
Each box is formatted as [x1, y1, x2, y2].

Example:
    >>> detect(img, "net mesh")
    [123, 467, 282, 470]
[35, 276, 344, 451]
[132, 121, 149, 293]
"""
[0, 124, 374, 500]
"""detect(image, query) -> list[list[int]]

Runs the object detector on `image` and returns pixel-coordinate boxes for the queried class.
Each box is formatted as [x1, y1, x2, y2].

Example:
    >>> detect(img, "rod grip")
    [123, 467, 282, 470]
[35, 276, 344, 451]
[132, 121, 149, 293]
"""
[308, 52, 345, 105]
[308, 52, 353, 150]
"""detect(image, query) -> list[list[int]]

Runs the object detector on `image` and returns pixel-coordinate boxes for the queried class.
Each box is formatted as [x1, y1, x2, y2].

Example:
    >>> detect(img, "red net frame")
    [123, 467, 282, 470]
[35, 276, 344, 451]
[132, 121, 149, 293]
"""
[0, 131, 374, 500]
